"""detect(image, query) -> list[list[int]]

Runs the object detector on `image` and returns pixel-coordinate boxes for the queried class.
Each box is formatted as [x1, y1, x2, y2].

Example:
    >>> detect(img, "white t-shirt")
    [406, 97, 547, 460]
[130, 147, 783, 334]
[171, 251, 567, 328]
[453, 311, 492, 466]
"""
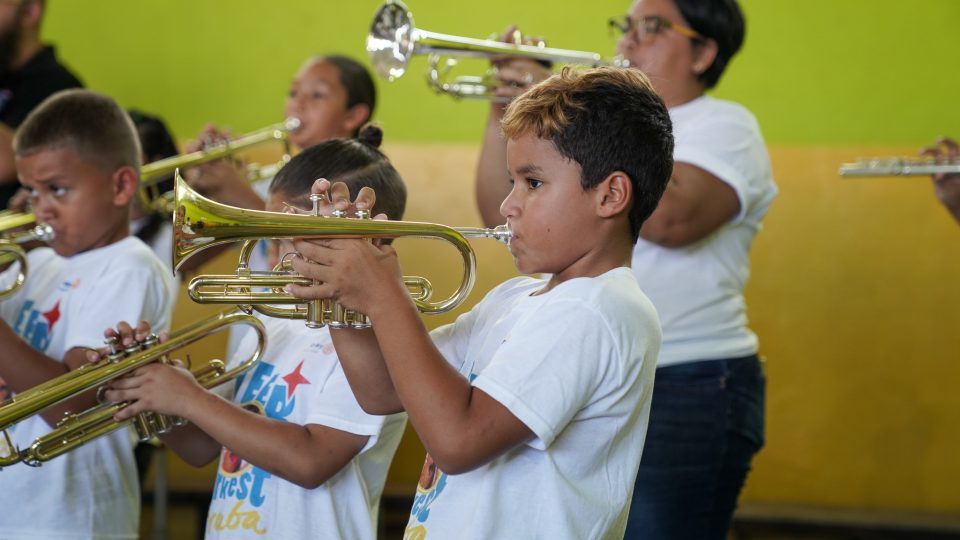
[205, 316, 406, 540]
[0, 236, 174, 540]
[404, 267, 660, 540]
[632, 95, 777, 367]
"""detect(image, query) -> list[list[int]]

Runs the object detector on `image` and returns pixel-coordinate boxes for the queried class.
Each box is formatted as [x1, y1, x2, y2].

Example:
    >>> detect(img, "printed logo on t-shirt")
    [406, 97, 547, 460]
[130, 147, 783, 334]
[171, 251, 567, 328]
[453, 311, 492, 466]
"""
[207, 359, 312, 536]
[404, 373, 478, 539]
[405, 453, 447, 540]
[12, 299, 62, 352]
[58, 278, 80, 292]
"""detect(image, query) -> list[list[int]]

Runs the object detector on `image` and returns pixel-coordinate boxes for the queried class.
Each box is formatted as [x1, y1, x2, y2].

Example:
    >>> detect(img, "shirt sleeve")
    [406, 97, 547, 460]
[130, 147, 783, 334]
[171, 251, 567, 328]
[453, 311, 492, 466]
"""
[470, 298, 617, 450]
[673, 105, 769, 224]
[431, 295, 484, 373]
[302, 362, 388, 452]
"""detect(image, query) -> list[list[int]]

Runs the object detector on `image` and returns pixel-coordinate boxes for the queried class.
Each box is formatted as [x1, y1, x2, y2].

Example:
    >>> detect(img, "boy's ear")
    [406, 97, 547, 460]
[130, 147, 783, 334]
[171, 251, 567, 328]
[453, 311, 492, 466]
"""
[110, 166, 139, 206]
[595, 171, 633, 219]
[343, 104, 371, 135]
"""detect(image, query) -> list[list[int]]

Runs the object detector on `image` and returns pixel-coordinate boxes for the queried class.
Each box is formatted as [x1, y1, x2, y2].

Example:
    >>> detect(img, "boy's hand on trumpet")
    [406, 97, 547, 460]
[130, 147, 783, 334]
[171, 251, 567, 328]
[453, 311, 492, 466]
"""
[286, 178, 409, 320]
[84, 320, 201, 421]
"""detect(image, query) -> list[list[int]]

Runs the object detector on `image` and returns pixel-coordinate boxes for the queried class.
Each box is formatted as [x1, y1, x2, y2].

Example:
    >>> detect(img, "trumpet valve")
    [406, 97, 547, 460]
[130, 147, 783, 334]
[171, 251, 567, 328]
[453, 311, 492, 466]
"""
[309, 192, 325, 216]
[350, 312, 372, 329]
[104, 336, 124, 363]
[305, 299, 327, 329]
[329, 302, 348, 330]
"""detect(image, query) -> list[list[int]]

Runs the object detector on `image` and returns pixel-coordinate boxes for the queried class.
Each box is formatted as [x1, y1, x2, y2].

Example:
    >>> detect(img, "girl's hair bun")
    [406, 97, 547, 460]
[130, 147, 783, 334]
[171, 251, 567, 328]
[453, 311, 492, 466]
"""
[356, 123, 383, 149]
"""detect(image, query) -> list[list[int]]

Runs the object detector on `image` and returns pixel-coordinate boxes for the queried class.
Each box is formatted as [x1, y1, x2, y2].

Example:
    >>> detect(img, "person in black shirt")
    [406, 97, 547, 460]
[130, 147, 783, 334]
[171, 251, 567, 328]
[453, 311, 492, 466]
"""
[0, 0, 82, 207]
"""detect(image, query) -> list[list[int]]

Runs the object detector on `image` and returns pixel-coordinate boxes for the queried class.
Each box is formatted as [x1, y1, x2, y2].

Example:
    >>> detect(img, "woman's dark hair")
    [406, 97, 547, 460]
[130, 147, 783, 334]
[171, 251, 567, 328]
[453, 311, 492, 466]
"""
[321, 55, 377, 135]
[270, 124, 406, 222]
[674, 0, 745, 89]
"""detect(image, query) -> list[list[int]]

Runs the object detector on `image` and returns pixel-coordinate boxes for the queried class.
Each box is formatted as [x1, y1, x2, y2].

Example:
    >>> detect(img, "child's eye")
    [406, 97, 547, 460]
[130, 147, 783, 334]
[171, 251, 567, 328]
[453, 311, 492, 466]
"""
[51, 186, 68, 197]
[310, 91, 328, 100]
[526, 179, 543, 190]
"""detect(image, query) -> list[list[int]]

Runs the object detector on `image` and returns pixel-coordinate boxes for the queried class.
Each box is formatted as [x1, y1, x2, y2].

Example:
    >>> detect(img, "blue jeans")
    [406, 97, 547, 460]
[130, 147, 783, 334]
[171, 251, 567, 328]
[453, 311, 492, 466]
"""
[624, 355, 765, 540]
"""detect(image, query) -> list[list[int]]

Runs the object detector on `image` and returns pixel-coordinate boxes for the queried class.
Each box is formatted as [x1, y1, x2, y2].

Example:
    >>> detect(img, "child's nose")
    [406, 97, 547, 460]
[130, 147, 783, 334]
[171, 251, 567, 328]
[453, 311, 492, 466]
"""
[499, 189, 519, 219]
[31, 196, 54, 221]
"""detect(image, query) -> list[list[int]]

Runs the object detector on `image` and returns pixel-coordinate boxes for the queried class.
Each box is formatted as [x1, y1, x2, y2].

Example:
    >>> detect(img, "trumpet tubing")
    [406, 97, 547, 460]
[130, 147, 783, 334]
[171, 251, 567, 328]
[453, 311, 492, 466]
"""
[0, 211, 38, 233]
[138, 118, 301, 214]
[0, 224, 55, 299]
[21, 358, 230, 466]
[0, 309, 266, 468]
[172, 172, 511, 328]
[367, 0, 626, 100]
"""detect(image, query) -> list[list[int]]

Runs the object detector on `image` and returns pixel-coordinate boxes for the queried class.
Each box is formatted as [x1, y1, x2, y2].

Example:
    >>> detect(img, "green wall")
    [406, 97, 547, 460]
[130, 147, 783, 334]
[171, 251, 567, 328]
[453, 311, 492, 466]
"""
[42, 0, 960, 147]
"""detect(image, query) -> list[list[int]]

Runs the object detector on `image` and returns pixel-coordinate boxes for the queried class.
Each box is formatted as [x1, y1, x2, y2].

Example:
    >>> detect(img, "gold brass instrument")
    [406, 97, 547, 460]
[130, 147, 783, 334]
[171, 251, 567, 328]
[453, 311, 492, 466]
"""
[0, 309, 266, 468]
[839, 157, 960, 177]
[173, 172, 511, 329]
[367, 0, 627, 101]
[0, 224, 54, 299]
[0, 210, 37, 233]
[188, 239, 436, 329]
[139, 117, 301, 213]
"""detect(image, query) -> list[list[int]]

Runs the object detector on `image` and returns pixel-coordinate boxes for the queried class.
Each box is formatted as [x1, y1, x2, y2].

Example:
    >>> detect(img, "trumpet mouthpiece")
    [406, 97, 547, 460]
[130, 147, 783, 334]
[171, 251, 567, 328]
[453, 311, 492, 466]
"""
[456, 224, 512, 245]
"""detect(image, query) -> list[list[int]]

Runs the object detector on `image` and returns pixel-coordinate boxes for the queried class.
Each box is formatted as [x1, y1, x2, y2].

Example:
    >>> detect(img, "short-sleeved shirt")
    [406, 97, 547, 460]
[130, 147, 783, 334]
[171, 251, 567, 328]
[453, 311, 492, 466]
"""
[404, 268, 661, 539]
[206, 316, 407, 540]
[0, 236, 174, 539]
[632, 95, 778, 366]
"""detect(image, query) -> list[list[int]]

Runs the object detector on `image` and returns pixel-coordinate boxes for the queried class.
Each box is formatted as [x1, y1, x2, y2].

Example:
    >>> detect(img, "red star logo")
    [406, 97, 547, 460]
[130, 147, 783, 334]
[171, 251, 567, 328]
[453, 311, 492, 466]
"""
[42, 301, 61, 332]
[282, 360, 310, 399]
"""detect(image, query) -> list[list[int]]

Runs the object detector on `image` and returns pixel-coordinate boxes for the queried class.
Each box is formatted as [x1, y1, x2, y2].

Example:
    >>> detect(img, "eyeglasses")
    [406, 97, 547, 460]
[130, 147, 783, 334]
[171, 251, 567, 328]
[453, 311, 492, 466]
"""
[608, 14, 704, 43]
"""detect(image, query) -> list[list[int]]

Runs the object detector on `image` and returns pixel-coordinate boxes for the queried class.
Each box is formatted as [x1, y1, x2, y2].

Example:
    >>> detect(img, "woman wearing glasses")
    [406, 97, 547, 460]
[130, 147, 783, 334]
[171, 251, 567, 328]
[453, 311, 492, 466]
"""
[474, 1, 776, 538]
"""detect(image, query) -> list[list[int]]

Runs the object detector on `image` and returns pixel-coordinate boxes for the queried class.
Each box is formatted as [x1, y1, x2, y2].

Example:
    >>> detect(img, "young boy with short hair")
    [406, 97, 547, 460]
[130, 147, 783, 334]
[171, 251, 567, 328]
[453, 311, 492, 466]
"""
[287, 66, 674, 538]
[102, 127, 408, 540]
[0, 89, 174, 539]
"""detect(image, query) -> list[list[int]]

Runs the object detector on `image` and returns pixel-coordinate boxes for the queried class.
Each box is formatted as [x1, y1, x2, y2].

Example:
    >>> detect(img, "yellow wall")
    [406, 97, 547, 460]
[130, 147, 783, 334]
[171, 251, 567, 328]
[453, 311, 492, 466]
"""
[743, 145, 960, 512]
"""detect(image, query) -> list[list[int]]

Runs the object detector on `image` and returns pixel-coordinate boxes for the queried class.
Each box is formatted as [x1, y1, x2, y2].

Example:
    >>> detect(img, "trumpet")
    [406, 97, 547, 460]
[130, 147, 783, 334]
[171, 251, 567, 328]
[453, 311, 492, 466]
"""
[366, 0, 627, 101]
[839, 157, 960, 177]
[172, 172, 511, 329]
[138, 118, 301, 213]
[0, 210, 37, 233]
[0, 309, 266, 468]
[0, 224, 54, 299]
